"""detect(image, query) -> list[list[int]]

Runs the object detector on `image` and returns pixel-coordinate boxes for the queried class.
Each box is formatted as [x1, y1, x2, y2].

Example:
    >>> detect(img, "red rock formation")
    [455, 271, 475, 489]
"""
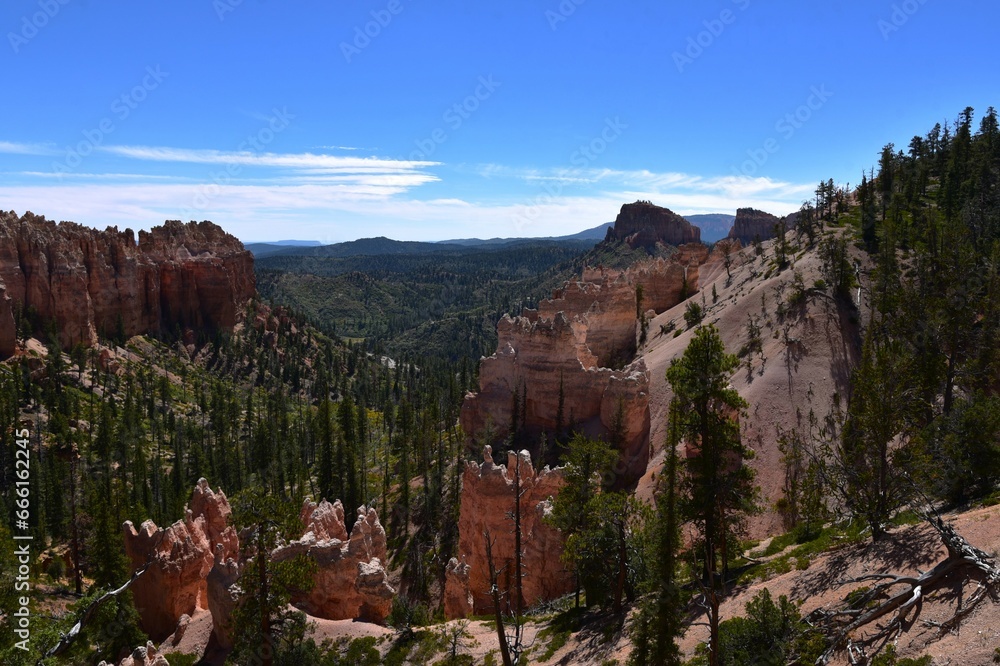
[580, 241, 711, 319]
[445, 448, 573, 619]
[0, 279, 14, 359]
[727, 207, 782, 245]
[534, 273, 638, 367]
[609, 201, 701, 247]
[123, 479, 238, 642]
[271, 500, 395, 624]
[206, 544, 240, 650]
[460, 311, 651, 480]
[0, 211, 254, 356]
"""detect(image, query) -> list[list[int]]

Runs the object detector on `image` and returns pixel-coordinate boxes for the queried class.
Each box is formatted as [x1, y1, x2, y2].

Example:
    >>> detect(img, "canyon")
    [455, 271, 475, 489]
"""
[460, 203, 712, 484]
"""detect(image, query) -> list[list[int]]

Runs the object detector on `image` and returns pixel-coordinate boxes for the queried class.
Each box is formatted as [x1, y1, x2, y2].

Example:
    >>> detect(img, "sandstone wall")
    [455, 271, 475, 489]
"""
[727, 207, 782, 245]
[445, 448, 573, 619]
[271, 499, 395, 624]
[123, 480, 238, 642]
[609, 201, 701, 247]
[535, 275, 637, 367]
[0, 212, 254, 356]
[459, 312, 651, 480]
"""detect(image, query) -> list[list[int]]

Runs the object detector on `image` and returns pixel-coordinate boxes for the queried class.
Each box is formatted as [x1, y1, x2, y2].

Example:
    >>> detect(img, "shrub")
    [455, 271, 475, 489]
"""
[683, 302, 704, 328]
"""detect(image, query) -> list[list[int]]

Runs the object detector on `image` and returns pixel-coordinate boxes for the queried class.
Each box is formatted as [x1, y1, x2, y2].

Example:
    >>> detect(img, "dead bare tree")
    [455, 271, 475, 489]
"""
[483, 451, 535, 666]
[39, 563, 149, 663]
[809, 508, 1000, 665]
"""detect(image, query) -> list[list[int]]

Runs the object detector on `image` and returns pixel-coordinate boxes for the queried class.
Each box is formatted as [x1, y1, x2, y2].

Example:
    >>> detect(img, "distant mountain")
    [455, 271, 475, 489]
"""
[247, 214, 733, 260]
[437, 222, 613, 247]
[245, 239, 322, 246]
[683, 214, 736, 243]
[244, 240, 322, 258]
[438, 216, 736, 247]
[256, 235, 595, 259]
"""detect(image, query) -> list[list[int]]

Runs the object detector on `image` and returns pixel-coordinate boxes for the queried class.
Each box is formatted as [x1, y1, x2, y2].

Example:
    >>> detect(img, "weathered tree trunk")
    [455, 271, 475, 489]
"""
[814, 513, 1000, 665]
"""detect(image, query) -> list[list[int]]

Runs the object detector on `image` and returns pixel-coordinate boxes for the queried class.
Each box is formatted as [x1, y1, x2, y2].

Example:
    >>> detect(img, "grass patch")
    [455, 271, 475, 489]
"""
[738, 521, 868, 585]
[534, 607, 585, 661]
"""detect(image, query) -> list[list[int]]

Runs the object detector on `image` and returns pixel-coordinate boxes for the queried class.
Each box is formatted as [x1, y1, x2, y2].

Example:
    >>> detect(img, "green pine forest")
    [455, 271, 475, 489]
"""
[1, 106, 999, 665]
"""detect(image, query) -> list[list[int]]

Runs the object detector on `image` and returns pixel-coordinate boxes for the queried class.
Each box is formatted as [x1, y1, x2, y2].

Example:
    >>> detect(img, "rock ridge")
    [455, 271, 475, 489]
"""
[0, 212, 254, 356]
[608, 201, 701, 247]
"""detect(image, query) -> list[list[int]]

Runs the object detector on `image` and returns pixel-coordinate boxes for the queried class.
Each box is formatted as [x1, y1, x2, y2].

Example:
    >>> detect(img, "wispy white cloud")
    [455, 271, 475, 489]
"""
[0, 141, 59, 156]
[0, 141, 815, 241]
[100, 145, 437, 173]
[13, 171, 188, 181]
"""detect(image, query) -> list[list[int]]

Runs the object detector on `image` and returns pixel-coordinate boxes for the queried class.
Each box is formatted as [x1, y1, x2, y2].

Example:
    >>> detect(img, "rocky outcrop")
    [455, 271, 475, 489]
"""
[123, 480, 238, 642]
[533, 274, 638, 367]
[0, 211, 254, 356]
[0, 279, 14, 357]
[446, 448, 573, 619]
[727, 207, 782, 245]
[271, 500, 395, 624]
[583, 246, 707, 316]
[102, 641, 170, 666]
[206, 545, 240, 650]
[460, 311, 651, 481]
[608, 201, 701, 247]
[444, 556, 473, 619]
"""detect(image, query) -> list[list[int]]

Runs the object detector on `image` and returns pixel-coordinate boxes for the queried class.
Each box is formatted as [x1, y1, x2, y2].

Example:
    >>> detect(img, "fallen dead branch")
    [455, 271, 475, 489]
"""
[38, 563, 149, 663]
[810, 512, 1000, 665]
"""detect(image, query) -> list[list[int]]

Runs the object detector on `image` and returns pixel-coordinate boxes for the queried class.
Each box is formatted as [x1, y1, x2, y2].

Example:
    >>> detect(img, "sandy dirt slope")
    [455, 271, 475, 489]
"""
[638, 233, 862, 538]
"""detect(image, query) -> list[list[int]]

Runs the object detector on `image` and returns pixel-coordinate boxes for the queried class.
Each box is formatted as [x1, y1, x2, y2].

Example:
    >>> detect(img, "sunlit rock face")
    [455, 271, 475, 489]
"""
[123, 480, 238, 642]
[0, 212, 254, 356]
[445, 448, 573, 619]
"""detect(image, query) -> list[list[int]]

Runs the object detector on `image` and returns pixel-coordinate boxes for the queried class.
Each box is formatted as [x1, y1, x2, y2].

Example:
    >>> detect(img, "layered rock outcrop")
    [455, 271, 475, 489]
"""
[533, 274, 638, 367]
[0, 280, 14, 357]
[582, 245, 707, 316]
[460, 310, 651, 481]
[608, 201, 701, 247]
[124, 482, 394, 647]
[123, 479, 238, 642]
[727, 207, 782, 245]
[0, 212, 254, 356]
[271, 500, 395, 624]
[445, 448, 573, 619]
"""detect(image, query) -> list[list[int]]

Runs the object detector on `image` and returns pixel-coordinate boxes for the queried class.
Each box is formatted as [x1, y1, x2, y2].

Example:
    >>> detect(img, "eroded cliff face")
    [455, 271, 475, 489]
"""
[271, 499, 395, 624]
[123, 479, 238, 642]
[727, 207, 782, 245]
[583, 245, 707, 317]
[460, 254, 703, 483]
[445, 448, 572, 619]
[534, 275, 638, 368]
[460, 311, 651, 481]
[0, 212, 254, 355]
[123, 482, 394, 647]
[0, 280, 14, 357]
[608, 201, 701, 247]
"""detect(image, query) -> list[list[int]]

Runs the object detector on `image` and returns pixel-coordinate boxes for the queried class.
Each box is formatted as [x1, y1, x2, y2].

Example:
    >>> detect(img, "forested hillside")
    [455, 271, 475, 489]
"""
[1, 106, 999, 666]
[257, 236, 687, 364]
[0, 302, 471, 664]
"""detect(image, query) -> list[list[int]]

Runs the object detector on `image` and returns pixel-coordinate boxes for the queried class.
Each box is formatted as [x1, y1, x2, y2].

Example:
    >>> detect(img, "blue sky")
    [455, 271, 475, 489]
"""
[1, 0, 997, 242]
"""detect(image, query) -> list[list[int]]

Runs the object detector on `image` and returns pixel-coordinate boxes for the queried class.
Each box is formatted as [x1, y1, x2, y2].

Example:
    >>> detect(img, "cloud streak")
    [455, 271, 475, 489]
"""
[0, 140, 817, 241]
